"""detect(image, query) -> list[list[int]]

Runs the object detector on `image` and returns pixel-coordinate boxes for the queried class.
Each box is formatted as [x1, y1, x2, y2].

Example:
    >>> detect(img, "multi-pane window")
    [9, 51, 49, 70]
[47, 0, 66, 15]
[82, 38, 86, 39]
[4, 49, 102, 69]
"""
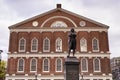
[51, 21, 67, 28]
[18, 59, 24, 71]
[92, 38, 99, 52]
[94, 58, 101, 72]
[30, 58, 37, 71]
[31, 38, 38, 52]
[43, 38, 50, 52]
[19, 38, 26, 52]
[80, 38, 87, 52]
[56, 58, 62, 72]
[43, 58, 49, 72]
[81, 58, 88, 72]
[56, 38, 62, 52]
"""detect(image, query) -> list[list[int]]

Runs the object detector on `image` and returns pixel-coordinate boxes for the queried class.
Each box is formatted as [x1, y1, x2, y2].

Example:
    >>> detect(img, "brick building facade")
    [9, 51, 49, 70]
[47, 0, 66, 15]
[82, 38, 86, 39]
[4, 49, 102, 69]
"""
[6, 4, 112, 80]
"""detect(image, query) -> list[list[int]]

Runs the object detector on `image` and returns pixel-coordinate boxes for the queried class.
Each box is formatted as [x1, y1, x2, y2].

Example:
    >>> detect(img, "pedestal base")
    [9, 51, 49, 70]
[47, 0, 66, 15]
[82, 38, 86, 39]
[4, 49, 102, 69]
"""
[64, 57, 80, 80]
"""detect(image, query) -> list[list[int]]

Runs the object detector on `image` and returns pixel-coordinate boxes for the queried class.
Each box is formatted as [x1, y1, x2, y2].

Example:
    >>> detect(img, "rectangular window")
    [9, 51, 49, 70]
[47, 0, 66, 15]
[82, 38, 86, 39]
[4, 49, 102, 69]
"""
[80, 38, 87, 52]
[19, 66, 23, 71]
[43, 59, 49, 72]
[31, 38, 38, 52]
[44, 65, 48, 71]
[56, 38, 62, 52]
[44, 40, 49, 50]
[43, 38, 50, 52]
[92, 38, 99, 52]
[18, 59, 24, 72]
[19, 38, 26, 52]
[31, 66, 36, 71]
[56, 59, 62, 72]
[31, 59, 37, 71]
[81, 58, 88, 72]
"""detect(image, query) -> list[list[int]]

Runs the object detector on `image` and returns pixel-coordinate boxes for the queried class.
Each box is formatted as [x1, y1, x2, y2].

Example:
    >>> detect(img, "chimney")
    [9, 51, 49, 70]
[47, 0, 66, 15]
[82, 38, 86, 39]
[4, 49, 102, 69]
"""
[57, 4, 61, 8]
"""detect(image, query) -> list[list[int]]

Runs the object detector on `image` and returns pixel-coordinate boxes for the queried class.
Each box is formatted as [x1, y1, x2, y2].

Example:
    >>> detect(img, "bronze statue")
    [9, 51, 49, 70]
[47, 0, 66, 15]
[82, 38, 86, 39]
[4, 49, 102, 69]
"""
[68, 28, 76, 57]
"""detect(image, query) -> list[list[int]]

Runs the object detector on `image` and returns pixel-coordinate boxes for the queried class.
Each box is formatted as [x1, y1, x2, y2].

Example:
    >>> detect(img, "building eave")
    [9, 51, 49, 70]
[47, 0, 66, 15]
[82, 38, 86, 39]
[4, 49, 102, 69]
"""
[9, 5, 109, 29]
[59, 8, 109, 29]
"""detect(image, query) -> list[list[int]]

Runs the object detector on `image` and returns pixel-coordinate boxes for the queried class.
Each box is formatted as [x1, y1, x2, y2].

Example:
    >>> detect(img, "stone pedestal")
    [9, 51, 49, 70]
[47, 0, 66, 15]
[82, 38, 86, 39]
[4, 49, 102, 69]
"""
[64, 57, 80, 80]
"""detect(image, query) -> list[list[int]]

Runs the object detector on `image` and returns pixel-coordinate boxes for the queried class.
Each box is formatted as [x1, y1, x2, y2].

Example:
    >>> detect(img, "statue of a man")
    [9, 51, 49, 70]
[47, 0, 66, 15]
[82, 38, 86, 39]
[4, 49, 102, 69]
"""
[68, 28, 76, 57]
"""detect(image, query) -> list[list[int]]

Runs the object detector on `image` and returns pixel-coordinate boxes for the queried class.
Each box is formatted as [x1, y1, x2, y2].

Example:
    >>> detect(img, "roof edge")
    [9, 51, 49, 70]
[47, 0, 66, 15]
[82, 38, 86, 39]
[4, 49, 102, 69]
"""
[9, 4, 109, 29]
[59, 8, 109, 29]
[8, 8, 59, 29]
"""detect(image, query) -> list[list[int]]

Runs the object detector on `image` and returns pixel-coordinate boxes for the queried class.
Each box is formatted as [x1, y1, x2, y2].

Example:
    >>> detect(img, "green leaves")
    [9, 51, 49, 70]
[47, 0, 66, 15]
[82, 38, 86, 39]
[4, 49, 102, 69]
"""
[0, 61, 6, 79]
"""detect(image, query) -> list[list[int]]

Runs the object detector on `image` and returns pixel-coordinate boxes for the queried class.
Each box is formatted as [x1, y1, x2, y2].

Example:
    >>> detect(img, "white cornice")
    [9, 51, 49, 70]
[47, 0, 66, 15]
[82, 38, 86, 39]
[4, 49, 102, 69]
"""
[6, 74, 112, 80]
[8, 52, 110, 59]
[10, 28, 108, 33]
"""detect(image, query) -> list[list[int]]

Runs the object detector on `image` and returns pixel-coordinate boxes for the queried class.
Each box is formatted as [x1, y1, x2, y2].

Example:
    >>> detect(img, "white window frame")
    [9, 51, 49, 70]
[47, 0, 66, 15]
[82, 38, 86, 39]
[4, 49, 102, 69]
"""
[51, 21, 67, 28]
[30, 58, 37, 72]
[81, 58, 88, 72]
[80, 38, 87, 52]
[93, 58, 101, 72]
[43, 58, 50, 72]
[31, 38, 38, 52]
[56, 38, 62, 52]
[55, 58, 62, 72]
[19, 37, 26, 52]
[92, 38, 99, 52]
[17, 58, 24, 72]
[43, 37, 50, 52]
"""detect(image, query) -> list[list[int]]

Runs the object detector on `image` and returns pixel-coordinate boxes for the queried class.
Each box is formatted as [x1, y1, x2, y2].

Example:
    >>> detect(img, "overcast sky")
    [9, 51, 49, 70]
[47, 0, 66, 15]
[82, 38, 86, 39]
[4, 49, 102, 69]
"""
[0, 0, 120, 60]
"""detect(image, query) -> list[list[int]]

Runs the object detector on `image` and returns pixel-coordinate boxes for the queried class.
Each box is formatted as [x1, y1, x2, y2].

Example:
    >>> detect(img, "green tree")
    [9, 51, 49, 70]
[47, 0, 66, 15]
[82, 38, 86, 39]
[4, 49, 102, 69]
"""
[0, 61, 6, 80]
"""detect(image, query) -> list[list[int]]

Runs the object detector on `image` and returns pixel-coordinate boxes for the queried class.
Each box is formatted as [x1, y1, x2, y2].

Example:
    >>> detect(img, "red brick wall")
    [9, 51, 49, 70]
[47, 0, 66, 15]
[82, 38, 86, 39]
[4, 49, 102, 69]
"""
[7, 8, 111, 77]
[12, 10, 103, 29]
[9, 31, 109, 53]
[7, 57, 111, 75]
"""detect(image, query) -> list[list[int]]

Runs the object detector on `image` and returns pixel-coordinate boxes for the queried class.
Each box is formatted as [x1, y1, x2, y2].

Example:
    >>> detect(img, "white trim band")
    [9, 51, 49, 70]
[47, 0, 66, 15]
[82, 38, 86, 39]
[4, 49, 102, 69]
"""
[10, 28, 108, 33]
[8, 52, 110, 58]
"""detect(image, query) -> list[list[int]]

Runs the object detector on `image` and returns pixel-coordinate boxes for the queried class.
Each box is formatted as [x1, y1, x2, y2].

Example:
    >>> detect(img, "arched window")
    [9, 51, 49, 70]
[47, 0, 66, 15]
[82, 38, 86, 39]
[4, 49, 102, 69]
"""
[43, 58, 49, 72]
[56, 58, 62, 72]
[31, 38, 38, 52]
[92, 38, 99, 52]
[43, 38, 50, 52]
[80, 38, 87, 52]
[30, 58, 37, 71]
[51, 21, 67, 28]
[18, 58, 24, 72]
[93, 58, 101, 72]
[56, 38, 62, 52]
[19, 38, 26, 52]
[81, 58, 88, 72]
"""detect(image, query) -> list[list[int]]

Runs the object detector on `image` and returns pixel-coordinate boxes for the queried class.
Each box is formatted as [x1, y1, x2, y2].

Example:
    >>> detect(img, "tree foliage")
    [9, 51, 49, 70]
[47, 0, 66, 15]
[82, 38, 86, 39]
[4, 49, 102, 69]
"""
[0, 60, 6, 79]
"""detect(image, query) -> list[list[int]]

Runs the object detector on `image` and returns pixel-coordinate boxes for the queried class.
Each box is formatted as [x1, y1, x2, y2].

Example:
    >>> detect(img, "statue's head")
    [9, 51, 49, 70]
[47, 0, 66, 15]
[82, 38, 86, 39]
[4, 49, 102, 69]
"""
[71, 28, 74, 32]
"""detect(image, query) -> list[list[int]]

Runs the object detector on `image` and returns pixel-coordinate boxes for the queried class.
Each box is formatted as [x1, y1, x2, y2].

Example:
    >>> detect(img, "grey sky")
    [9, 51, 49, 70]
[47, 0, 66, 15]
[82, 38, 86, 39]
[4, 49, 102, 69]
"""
[0, 0, 120, 60]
